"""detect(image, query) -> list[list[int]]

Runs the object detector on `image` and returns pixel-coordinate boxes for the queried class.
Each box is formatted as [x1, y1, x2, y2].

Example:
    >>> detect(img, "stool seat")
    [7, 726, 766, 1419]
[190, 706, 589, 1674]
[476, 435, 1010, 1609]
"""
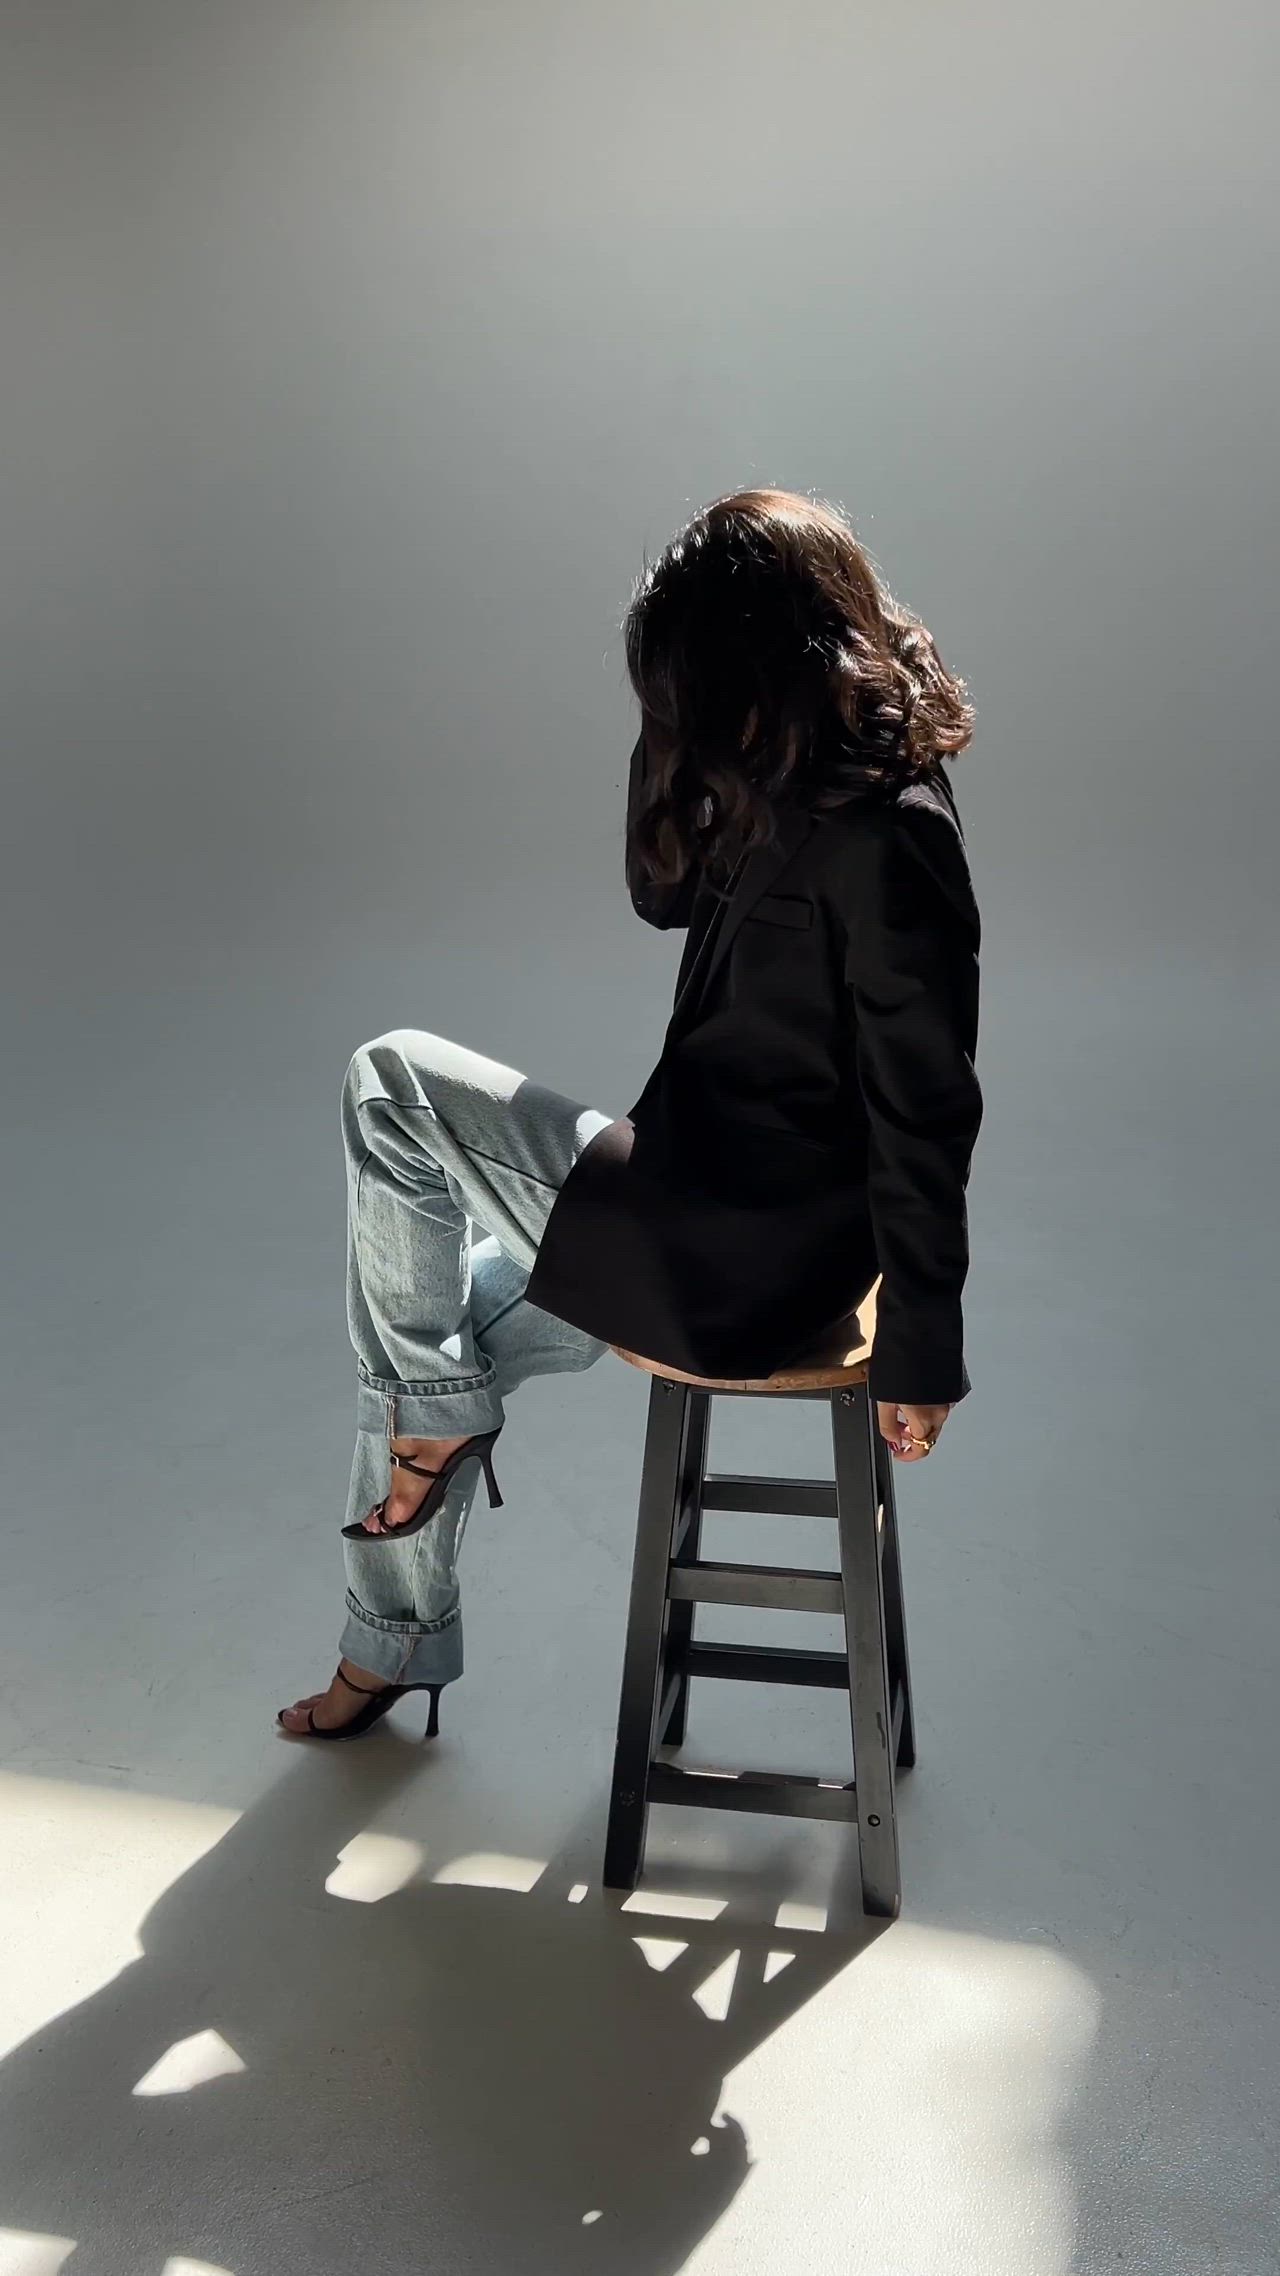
[612, 1286, 877, 1396]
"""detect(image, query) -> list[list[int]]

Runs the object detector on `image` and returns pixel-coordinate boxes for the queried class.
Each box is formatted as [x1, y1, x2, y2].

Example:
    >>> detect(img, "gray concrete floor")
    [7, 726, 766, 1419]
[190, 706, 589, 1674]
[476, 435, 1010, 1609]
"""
[2, 960, 1278, 2276]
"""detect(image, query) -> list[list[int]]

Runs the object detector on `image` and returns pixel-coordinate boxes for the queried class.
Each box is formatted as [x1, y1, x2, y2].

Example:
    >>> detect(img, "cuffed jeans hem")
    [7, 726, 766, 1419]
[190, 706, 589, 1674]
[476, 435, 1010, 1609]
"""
[356, 1368, 506, 1440]
[339, 1592, 465, 1687]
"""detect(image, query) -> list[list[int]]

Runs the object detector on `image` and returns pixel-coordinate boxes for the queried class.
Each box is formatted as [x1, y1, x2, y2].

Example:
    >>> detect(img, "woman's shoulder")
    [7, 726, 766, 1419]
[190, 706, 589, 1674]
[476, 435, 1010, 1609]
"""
[809, 767, 966, 855]
[807, 769, 978, 927]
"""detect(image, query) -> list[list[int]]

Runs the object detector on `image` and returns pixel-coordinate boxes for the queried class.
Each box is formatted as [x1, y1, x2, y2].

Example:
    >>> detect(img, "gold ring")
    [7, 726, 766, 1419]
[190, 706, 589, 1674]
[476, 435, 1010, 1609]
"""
[908, 1433, 935, 1453]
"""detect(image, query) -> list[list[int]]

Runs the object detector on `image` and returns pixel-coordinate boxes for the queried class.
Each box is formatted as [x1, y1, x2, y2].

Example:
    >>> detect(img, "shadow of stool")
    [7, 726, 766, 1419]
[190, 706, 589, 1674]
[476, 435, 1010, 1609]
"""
[605, 1288, 914, 1919]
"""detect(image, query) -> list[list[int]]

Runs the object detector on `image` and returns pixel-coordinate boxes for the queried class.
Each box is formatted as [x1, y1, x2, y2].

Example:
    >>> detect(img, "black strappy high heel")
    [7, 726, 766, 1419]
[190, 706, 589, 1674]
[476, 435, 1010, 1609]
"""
[277, 1664, 444, 1742]
[341, 1427, 504, 1545]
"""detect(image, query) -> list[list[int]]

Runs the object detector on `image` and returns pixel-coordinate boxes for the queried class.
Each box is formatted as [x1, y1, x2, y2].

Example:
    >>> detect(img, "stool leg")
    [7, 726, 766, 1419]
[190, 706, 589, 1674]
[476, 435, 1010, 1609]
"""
[659, 1389, 711, 1748]
[832, 1386, 901, 1920]
[875, 1425, 917, 1771]
[603, 1378, 691, 1890]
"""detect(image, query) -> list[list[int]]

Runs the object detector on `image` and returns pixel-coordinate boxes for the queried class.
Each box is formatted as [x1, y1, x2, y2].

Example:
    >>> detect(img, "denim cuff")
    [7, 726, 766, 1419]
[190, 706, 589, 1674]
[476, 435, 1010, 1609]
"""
[356, 1366, 506, 1440]
[339, 1592, 465, 1687]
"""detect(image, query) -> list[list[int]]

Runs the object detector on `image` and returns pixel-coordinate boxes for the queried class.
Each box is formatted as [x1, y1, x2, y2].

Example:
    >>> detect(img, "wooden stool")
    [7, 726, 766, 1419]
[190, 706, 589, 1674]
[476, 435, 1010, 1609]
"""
[603, 1291, 915, 1919]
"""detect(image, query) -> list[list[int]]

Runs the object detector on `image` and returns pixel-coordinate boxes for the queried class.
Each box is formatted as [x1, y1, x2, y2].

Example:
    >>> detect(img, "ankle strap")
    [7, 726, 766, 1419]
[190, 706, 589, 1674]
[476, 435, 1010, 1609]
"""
[390, 1451, 443, 1481]
[334, 1666, 386, 1698]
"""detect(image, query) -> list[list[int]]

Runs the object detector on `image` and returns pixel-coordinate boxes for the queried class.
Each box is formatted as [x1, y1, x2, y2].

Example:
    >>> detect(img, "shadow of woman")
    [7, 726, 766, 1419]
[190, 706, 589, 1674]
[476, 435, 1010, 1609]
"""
[0, 1742, 877, 2276]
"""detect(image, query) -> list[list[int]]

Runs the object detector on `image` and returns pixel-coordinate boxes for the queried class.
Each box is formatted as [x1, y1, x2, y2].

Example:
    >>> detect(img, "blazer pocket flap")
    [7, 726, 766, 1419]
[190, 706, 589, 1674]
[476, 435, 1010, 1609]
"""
[748, 893, 814, 931]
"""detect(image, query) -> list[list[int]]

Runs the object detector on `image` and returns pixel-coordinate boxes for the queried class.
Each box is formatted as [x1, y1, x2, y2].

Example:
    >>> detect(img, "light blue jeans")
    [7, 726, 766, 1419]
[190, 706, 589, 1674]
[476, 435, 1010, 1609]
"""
[337, 1030, 613, 1687]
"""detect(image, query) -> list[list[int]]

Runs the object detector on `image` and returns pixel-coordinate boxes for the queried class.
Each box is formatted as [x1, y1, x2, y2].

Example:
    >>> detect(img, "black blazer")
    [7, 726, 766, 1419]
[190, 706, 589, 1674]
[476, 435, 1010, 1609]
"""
[526, 736, 983, 1402]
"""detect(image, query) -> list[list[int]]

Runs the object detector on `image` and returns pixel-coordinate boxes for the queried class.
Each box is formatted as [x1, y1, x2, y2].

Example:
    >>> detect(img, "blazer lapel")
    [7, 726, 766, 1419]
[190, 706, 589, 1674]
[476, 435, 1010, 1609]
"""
[668, 807, 817, 1038]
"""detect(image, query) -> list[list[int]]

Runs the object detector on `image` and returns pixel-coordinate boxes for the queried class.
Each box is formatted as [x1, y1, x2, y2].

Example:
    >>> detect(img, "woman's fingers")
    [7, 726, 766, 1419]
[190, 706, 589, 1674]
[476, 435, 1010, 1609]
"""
[876, 1401, 951, 1462]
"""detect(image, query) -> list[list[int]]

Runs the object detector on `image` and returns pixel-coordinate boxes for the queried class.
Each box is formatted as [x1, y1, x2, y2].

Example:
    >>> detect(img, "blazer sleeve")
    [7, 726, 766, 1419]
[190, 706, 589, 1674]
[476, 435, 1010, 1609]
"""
[625, 732, 699, 930]
[844, 805, 983, 1408]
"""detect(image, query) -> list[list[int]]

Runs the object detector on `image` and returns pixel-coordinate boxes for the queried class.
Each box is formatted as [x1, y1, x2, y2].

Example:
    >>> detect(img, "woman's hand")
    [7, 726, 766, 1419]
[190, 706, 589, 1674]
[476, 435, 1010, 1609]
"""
[877, 1402, 951, 1463]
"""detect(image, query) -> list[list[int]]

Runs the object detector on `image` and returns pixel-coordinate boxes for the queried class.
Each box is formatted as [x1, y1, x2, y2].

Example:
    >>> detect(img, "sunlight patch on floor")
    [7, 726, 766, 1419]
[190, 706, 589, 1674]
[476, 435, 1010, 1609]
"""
[133, 2029, 247, 2097]
[0, 2232, 75, 2276]
[0, 1775, 239, 2058]
[773, 1900, 827, 1933]
[690, 1948, 740, 2020]
[687, 1921, 1101, 2276]
[325, 1831, 425, 1902]
[431, 1851, 546, 1892]
[0, 1770, 1101, 2276]
[631, 1934, 689, 1972]
[620, 1889, 727, 1921]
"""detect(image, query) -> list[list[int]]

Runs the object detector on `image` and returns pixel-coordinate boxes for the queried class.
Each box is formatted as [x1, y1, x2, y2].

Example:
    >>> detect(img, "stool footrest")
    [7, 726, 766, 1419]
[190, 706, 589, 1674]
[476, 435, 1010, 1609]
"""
[677, 1640, 850, 1689]
[701, 1473, 838, 1519]
[666, 1561, 843, 1614]
[648, 1763, 860, 1823]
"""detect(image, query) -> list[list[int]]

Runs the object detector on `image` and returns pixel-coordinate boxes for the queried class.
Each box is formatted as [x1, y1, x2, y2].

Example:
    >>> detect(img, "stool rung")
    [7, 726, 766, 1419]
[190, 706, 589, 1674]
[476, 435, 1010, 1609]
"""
[647, 1762, 859, 1823]
[667, 1560, 843, 1614]
[677, 1640, 849, 1689]
[701, 1472, 837, 1519]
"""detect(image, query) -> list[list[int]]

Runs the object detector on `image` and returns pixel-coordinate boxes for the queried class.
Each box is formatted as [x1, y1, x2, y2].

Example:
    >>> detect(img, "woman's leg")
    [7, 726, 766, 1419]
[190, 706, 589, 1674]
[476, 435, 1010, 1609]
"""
[279, 1030, 610, 1731]
[342, 1029, 609, 1431]
[337, 1233, 605, 1692]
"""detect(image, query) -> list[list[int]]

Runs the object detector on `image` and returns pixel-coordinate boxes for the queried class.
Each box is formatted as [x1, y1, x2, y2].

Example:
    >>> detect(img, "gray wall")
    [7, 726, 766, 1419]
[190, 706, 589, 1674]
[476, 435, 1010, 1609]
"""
[5, 0, 1278, 1121]
[5, 0, 1278, 1642]
[4, 0, 1279, 1546]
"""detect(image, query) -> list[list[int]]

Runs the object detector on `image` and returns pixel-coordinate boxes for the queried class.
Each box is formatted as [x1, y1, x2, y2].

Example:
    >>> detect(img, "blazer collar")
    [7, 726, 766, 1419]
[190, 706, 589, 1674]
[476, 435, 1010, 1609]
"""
[669, 806, 817, 1037]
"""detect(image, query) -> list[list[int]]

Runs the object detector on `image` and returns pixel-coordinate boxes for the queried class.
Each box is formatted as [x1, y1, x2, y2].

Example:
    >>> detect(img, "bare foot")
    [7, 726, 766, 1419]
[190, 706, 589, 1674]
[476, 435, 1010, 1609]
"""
[360, 1434, 471, 1535]
[278, 1657, 389, 1736]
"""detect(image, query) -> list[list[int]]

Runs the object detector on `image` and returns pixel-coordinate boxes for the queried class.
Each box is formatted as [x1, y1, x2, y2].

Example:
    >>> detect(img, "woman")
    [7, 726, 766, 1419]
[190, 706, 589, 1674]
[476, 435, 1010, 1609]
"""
[279, 488, 982, 1741]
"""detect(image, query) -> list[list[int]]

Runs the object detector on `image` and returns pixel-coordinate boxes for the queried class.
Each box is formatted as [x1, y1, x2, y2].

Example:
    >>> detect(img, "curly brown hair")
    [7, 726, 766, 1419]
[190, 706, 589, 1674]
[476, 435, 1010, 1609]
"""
[624, 488, 974, 888]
